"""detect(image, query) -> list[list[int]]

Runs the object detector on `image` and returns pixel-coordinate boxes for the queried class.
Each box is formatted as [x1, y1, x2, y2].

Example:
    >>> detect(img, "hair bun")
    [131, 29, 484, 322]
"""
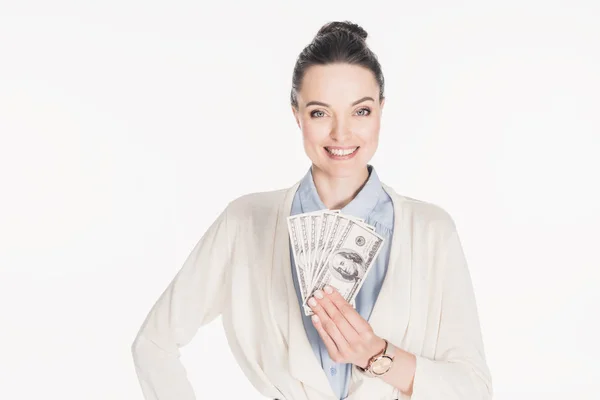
[316, 21, 368, 40]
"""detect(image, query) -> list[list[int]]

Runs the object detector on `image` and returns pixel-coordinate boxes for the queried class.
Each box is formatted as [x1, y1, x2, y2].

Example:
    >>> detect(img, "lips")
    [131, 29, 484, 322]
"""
[323, 146, 360, 161]
[324, 146, 359, 156]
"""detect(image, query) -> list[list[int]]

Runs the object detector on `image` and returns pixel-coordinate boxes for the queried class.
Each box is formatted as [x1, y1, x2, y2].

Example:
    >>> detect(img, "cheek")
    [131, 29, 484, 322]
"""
[357, 122, 380, 147]
[301, 120, 330, 145]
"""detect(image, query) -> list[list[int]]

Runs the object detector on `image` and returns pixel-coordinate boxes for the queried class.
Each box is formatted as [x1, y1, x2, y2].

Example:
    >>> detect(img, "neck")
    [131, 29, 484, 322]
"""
[311, 164, 370, 210]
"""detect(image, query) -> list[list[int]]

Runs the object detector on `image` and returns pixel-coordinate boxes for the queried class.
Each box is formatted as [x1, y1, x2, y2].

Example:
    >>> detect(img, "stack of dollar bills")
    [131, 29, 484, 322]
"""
[287, 210, 385, 316]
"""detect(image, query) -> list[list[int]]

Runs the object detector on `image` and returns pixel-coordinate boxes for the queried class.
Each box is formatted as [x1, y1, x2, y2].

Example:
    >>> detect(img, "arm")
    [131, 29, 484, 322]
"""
[130, 205, 233, 400]
[381, 227, 493, 398]
[307, 223, 492, 399]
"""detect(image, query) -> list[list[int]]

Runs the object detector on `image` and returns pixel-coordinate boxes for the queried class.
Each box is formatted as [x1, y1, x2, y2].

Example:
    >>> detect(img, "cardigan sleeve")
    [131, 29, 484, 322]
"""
[130, 205, 233, 400]
[410, 224, 493, 399]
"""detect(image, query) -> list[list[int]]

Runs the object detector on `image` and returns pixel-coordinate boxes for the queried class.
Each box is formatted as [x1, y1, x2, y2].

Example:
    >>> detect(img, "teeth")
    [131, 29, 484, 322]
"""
[326, 147, 358, 156]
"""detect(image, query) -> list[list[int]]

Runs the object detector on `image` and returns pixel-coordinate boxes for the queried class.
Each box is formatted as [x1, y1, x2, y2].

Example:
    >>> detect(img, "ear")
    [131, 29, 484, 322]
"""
[291, 105, 301, 129]
[380, 97, 385, 112]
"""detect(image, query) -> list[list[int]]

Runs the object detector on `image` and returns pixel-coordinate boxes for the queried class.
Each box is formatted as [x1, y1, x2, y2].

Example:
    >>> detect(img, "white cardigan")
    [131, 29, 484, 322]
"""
[131, 181, 493, 400]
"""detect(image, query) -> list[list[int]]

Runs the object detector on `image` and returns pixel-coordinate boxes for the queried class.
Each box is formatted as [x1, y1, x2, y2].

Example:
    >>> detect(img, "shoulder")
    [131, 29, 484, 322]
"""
[400, 194, 456, 228]
[223, 185, 292, 221]
[382, 182, 458, 234]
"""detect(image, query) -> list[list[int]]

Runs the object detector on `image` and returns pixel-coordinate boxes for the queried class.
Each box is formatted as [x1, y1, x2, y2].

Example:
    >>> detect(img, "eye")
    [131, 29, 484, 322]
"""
[310, 110, 325, 118]
[355, 107, 371, 116]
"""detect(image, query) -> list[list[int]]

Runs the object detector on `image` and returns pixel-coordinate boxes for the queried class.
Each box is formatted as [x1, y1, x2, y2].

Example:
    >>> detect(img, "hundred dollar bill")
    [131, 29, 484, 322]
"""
[299, 215, 309, 267]
[298, 215, 311, 280]
[309, 213, 319, 277]
[313, 213, 346, 287]
[289, 210, 333, 297]
[312, 211, 338, 286]
[306, 214, 350, 311]
[312, 213, 322, 276]
[287, 215, 310, 302]
[302, 219, 384, 315]
[298, 210, 325, 279]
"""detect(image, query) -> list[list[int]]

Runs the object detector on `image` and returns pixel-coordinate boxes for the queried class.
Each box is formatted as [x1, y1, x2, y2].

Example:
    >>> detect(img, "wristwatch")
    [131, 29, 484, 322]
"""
[356, 339, 396, 377]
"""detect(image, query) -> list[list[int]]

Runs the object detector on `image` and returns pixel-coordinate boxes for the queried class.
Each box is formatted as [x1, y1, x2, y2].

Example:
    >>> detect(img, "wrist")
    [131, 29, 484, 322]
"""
[356, 336, 388, 372]
[359, 336, 386, 369]
[388, 349, 416, 395]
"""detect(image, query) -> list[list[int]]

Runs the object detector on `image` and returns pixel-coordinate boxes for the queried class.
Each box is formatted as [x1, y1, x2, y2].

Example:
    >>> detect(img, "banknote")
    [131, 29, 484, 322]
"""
[288, 210, 332, 302]
[287, 216, 310, 302]
[302, 218, 384, 315]
[287, 210, 384, 316]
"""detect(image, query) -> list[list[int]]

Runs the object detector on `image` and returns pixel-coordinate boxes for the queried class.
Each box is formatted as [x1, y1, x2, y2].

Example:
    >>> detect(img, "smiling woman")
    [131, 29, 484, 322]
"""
[290, 23, 384, 184]
[131, 20, 493, 400]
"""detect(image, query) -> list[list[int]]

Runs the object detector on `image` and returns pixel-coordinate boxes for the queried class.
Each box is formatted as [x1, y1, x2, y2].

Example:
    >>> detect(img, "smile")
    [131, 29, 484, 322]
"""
[324, 146, 359, 158]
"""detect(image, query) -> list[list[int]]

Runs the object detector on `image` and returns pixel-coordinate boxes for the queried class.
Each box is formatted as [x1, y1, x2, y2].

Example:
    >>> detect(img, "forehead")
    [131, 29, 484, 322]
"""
[298, 63, 378, 105]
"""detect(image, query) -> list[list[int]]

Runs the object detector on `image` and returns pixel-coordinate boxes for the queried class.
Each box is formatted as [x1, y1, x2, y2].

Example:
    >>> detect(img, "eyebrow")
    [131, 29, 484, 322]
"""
[305, 96, 375, 108]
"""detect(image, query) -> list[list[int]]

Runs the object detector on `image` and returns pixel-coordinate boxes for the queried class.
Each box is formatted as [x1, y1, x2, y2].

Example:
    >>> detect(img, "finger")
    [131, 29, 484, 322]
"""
[310, 314, 341, 361]
[308, 294, 351, 354]
[311, 290, 360, 346]
[325, 286, 372, 335]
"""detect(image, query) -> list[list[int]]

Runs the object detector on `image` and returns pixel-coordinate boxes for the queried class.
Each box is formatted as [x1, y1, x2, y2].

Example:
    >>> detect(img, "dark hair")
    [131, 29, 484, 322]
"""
[290, 21, 385, 109]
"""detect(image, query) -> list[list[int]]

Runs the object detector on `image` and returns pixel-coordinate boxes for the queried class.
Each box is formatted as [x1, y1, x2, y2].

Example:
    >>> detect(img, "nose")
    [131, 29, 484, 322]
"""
[329, 118, 352, 142]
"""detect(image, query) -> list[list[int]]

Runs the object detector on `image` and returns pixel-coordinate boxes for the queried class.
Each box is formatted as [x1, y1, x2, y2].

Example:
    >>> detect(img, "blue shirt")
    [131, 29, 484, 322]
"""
[289, 164, 394, 399]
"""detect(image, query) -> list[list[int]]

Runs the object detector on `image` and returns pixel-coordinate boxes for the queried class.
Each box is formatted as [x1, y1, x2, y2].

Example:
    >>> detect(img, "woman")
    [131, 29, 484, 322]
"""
[131, 21, 493, 400]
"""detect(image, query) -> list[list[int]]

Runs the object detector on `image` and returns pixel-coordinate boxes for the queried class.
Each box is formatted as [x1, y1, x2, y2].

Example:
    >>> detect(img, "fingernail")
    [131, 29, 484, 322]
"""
[311, 315, 320, 323]
[308, 297, 317, 307]
[314, 290, 324, 299]
[324, 285, 333, 294]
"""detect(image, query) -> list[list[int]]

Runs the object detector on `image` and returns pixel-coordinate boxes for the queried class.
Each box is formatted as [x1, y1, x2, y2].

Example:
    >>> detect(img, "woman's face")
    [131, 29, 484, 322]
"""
[292, 63, 384, 179]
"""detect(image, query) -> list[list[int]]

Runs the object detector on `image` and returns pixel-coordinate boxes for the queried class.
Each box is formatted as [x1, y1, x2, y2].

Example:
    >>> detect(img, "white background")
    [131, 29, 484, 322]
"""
[1, 1, 599, 399]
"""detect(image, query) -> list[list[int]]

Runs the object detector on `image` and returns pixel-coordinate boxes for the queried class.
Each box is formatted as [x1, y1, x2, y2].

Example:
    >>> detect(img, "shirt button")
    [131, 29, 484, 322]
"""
[330, 367, 337, 376]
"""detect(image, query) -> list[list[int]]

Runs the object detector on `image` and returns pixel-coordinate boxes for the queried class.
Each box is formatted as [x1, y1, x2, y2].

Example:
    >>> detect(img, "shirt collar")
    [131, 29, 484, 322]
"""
[298, 164, 383, 220]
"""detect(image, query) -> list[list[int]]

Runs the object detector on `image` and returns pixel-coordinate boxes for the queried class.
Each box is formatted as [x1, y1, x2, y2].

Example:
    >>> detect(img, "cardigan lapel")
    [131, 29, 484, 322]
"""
[275, 182, 336, 397]
[365, 183, 412, 343]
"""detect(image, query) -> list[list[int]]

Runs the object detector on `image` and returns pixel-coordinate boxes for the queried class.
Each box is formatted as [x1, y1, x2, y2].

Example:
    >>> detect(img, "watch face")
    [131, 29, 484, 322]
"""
[372, 356, 393, 375]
